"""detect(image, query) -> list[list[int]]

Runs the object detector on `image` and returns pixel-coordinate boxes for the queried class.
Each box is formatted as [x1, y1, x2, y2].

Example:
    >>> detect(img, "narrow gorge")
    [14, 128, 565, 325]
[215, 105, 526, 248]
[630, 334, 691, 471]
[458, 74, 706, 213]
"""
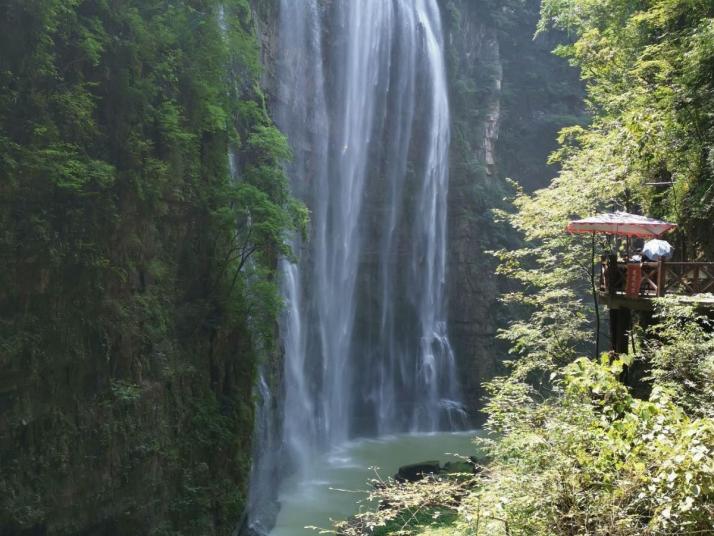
[247, 1, 584, 533]
[0, 1, 583, 535]
[4, 1, 713, 535]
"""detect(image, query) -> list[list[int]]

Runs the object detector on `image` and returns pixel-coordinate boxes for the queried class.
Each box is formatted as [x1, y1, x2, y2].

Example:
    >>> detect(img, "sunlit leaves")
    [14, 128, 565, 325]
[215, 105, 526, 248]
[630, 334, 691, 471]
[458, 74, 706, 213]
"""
[471, 353, 714, 536]
[540, 0, 714, 252]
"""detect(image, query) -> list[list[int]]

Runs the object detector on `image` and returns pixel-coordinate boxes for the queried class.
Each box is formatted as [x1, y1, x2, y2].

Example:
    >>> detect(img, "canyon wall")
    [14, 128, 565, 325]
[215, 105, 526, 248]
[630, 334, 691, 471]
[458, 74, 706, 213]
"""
[0, 2, 290, 535]
[0, 2, 584, 535]
[441, 0, 584, 417]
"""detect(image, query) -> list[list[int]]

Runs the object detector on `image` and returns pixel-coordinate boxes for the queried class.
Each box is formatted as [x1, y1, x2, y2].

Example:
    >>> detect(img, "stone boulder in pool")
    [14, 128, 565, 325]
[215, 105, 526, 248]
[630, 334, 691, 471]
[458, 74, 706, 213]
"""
[394, 458, 481, 482]
[394, 461, 441, 482]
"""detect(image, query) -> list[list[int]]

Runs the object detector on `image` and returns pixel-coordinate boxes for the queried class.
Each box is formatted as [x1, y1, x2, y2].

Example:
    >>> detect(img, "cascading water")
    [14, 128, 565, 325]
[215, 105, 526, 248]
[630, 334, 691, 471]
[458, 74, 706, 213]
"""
[248, 0, 466, 531]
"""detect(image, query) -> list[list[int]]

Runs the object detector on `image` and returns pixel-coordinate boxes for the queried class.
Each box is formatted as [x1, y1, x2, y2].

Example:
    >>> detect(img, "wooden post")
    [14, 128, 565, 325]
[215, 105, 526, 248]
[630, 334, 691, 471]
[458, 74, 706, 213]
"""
[609, 307, 631, 355]
[591, 233, 600, 359]
[656, 260, 666, 297]
[607, 254, 618, 296]
[693, 264, 700, 293]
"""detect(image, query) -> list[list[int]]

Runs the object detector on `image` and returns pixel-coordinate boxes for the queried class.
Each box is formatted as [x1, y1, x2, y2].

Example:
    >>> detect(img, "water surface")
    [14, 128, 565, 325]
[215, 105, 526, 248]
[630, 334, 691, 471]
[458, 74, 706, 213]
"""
[270, 431, 478, 536]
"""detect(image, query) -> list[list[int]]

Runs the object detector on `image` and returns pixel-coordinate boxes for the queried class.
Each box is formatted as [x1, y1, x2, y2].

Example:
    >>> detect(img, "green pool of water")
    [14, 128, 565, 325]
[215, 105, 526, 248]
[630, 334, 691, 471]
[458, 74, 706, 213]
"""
[270, 431, 479, 536]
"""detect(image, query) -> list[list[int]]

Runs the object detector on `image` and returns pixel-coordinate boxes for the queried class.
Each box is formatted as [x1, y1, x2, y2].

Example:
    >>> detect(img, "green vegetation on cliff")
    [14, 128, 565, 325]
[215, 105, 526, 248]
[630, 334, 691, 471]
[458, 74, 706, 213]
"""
[0, 1, 301, 534]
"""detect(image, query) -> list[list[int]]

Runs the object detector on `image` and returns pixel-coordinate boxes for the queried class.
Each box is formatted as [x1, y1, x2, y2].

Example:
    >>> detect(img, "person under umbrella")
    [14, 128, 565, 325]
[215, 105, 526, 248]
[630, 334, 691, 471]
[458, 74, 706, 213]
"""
[566, 212, 677, 358]
[642, 238, 674, 262]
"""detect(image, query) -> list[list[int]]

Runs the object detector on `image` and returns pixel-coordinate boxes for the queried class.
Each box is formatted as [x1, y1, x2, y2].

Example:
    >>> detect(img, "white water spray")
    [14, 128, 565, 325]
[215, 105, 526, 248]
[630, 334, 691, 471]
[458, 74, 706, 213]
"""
[278, 0, 464, 463]
[248, 1, 466, 531]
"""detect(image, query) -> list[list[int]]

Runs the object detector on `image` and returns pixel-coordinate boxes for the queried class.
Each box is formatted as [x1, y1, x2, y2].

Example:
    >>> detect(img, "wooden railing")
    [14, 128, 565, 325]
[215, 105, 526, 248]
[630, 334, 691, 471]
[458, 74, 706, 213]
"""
[600, 257, 714, 298]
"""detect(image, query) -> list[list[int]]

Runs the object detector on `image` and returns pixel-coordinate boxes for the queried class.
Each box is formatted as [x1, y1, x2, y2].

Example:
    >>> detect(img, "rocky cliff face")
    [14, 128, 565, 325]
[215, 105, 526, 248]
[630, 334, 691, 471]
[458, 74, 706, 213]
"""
[442, 0, 506, 417]
[441, 0, 584, 418]
[0, 3, 288, 535]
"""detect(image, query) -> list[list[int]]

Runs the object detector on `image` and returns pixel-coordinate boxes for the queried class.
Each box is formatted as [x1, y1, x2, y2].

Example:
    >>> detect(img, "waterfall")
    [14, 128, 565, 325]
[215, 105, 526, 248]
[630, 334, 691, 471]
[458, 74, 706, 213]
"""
[248, 1, 465, 531]
[278, 0, 465, 458]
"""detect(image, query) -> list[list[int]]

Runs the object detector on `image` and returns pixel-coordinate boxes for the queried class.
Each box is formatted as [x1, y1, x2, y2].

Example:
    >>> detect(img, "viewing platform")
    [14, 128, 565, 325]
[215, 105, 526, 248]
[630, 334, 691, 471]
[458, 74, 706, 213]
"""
[600, 257, 714, 311]
[566, 211, 714, 354]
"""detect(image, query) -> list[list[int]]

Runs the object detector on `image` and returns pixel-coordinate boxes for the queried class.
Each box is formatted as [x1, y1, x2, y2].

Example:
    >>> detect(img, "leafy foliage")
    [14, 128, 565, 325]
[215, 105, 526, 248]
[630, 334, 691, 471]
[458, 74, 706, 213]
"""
[468, 352, 714, 536]
[538, 0, 714, 256]
[327, 471, 472, 536]
[471, 3, 714, 534]
[645, 299, 714, 418]
[0, 1, 300, 534]
[349, 332, 714, 536]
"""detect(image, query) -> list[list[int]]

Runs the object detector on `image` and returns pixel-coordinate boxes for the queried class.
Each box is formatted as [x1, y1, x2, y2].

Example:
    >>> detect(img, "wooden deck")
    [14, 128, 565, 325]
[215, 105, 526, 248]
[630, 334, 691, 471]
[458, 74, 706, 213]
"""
[600, 257, 714, 310]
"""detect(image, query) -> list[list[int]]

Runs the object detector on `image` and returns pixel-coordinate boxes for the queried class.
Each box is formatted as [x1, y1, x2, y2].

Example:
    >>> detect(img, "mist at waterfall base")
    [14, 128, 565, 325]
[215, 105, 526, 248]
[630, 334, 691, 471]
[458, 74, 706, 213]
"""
[271, 432, 478, 536]
[247, 1, 471, 534]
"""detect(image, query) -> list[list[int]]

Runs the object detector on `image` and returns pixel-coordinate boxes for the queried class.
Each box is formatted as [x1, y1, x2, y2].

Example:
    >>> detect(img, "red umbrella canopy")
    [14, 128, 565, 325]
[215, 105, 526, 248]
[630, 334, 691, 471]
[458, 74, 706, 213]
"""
[566, 211, 677, 238]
